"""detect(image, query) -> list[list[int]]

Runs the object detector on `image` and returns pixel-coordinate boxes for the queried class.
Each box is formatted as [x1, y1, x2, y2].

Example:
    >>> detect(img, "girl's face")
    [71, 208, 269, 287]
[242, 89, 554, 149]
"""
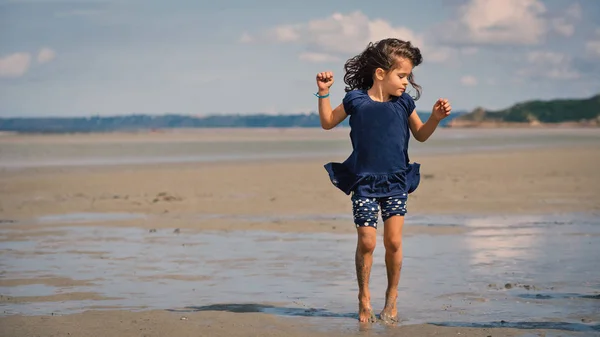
[377, 57, 413, 97]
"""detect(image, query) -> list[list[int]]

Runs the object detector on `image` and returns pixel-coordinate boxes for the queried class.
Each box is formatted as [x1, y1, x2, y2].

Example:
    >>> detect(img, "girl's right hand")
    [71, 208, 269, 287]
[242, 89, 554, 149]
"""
[316, 71, 334, 92]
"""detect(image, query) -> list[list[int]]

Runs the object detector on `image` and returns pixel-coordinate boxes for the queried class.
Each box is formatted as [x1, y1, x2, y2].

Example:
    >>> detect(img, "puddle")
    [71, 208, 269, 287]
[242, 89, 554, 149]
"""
[0, 213, 599, 333]
[190, 213, 465, 228]
[516, 293, 600, 300]
[0, 284, 57, 297]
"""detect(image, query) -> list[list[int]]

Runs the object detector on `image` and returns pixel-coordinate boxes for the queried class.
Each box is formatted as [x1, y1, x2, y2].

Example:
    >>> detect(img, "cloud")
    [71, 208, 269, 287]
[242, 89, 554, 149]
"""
[572, 56, 600, 79]
[460, 47, 479, 56]
[584, 27, 600, 59]
[298, 52, 340, 63]
[238, 32, 254, 43]
[585, 40, 600, 59]
[551, 18, 574, 37]
[241, 11, 449, 63]
[517, 51, 580, 80]
[270, 11, 422, 55]
[271, 25, 301, 43]
[549, 3, 583, 38]
[435, 0, 547, 45]
[432, 1, 585, 47]
[0, 47, 56, 78]
[460, 75, 478, 86]
[0, 52, 31, 78]
[565, 3, 582, 20]
[37, 48, 56, 64]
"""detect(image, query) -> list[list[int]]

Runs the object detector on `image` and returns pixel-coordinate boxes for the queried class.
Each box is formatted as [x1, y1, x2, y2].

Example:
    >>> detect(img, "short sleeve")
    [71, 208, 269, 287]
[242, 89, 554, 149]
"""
[342, 90, 364, 115]
[399, 92, 416, 116]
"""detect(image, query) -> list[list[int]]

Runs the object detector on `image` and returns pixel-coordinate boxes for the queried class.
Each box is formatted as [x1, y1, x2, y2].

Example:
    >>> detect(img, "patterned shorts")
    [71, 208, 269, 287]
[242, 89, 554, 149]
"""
[351, 193, 408, 229]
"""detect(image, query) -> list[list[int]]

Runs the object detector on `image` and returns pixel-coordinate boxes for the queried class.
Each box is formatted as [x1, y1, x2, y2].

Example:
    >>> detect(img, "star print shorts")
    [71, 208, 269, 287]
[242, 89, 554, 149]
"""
[351, 193, 408, 229]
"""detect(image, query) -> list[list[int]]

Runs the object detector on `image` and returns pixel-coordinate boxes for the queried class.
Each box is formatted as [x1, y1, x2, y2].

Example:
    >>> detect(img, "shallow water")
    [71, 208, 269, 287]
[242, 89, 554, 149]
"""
[1, 212, 599, 333]
[1, 128, 598, 169]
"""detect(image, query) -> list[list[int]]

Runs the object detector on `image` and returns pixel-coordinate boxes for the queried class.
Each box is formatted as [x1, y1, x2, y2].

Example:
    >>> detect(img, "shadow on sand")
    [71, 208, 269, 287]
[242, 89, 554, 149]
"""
[168, 303, 600, 333]
[167, 303, 358, 320]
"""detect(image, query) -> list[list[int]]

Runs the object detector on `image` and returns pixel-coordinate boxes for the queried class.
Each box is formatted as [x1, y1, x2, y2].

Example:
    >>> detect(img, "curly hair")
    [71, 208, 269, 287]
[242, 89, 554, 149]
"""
[343, 38, 423, 100]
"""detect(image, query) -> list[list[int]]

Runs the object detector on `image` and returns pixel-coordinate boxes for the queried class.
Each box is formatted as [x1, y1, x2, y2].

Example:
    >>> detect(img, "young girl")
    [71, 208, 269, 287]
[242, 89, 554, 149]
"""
[315, 38, 452, 323]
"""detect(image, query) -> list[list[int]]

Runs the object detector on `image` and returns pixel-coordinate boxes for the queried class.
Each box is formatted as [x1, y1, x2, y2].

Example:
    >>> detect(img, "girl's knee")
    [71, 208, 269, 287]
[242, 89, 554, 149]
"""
[383, 236, 402, 252]
[357, 232, 376, 253]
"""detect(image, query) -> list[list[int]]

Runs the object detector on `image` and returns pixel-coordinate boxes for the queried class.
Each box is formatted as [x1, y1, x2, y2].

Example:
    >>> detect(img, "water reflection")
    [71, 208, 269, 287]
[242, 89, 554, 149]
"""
[0, 212, 598, 332]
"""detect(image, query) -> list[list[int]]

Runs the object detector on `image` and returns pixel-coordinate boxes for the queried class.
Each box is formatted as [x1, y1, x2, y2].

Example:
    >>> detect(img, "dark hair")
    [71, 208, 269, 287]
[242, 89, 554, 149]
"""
[343, 38, 423, 100]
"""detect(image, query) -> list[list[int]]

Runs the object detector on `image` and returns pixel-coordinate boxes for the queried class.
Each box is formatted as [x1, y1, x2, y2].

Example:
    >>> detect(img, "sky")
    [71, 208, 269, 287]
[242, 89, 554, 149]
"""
[1, 0, 599, 117]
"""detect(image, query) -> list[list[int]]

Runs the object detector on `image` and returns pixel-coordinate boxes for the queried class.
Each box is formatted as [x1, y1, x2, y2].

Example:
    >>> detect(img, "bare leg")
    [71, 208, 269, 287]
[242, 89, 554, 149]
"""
[381, 215, 404, 322]
[356, 226, 377, 323]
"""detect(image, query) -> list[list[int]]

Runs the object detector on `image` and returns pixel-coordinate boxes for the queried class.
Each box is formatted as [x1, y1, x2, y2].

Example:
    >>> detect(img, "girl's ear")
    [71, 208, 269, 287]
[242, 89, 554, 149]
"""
[375, 67, 386, 81]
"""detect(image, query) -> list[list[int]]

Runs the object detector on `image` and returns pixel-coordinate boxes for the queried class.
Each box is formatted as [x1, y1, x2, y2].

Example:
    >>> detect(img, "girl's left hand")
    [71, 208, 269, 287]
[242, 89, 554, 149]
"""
[432, 98, 452, 121]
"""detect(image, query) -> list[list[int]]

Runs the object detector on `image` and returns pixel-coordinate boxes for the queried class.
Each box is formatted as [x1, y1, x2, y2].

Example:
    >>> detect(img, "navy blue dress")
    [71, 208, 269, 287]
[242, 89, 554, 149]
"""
[324, 89, 421, 198]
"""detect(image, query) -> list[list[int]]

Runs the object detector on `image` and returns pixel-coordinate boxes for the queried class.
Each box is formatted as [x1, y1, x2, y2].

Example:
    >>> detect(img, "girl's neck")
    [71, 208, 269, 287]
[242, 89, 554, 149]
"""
[367, 86, 390, 102]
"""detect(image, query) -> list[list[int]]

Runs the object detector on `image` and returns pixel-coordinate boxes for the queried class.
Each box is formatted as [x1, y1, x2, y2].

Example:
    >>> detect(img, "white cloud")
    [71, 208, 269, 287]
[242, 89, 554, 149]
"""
[518, 51, 580, 79]
[582, 26, 600, 59]
[243, 11, 449, 63]
[238, 32, 254, 43]
[367, 17, 422, 50]
[548, 3, 584, 38]
[271, 25, 301, 42]
[268, 11, 422, 55]
[436, 0, 547, 45]
[527, 51, 563, 64]
[0, 52, 31, 78]
[460, 75, 478, 86]
[461, 47, 479, 55]
[298, 52, 339, 63]
[37, 47, 56, 64]
[585, 40, 600, 59]
[566, 3, 582, 20]
[552, 18, 574, 37]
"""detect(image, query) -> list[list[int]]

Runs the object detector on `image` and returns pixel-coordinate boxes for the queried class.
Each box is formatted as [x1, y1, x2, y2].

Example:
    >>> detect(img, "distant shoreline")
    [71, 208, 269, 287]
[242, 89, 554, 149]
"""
[447, 120, 599, 128]
[1, 122, 599, 136]
[1, 123, 599, 139]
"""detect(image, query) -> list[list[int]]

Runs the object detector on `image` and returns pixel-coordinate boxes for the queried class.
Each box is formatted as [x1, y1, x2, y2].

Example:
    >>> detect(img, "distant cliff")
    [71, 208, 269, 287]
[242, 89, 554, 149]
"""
[0, 111, 463, 134]
[449, 94, 600, 127]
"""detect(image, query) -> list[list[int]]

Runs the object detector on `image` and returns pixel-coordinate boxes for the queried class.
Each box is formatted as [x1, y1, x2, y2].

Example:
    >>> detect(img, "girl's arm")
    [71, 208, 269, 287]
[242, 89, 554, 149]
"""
[408, 98, 452, 142]
[408, 111, 440, 142]
[316, 71, 348, 130]
[319, 98, 348, 130]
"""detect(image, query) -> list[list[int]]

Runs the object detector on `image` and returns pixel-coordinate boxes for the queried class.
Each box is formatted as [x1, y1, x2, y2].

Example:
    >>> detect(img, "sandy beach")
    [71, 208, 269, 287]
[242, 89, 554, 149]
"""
[1, 128, 599, 336]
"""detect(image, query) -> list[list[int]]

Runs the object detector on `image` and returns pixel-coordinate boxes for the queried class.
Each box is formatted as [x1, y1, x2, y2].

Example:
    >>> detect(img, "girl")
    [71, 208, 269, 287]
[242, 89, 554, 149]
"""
[315, 38, 452, 323]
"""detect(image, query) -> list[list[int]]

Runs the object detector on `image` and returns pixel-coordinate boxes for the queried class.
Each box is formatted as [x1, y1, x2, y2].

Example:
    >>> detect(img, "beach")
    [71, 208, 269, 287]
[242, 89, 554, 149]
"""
[1, 128, 599, 336]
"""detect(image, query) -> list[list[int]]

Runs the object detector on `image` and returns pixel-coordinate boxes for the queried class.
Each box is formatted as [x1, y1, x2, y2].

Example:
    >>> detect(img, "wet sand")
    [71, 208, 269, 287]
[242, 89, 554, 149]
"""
[1, 141, 599, 222]
[1, 129, 599, 336]
[2, 309, 532, 337]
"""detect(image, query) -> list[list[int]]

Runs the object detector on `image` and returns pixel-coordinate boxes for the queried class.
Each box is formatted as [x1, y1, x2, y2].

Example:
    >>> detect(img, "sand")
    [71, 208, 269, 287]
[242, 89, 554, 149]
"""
[1, 129, 599, 337]
[1, 144, 599, 224]
[1, 309, 530, 337]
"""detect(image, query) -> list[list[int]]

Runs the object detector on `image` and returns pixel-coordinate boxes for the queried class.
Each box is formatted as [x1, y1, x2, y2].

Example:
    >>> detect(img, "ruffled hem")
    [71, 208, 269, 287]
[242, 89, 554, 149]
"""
[324, 162, 421, 197]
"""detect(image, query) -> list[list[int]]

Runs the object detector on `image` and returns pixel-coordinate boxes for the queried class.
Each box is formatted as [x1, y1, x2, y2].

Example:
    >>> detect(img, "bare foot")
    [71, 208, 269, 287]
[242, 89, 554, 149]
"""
[358, 299, 376, 323]
[380, 291, 398, 323]
[379, 307, 397, 323]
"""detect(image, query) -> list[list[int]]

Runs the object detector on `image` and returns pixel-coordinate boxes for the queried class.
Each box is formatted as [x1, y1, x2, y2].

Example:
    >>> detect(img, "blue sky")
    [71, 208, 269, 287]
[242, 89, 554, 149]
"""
[1, 0, 599, 117]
